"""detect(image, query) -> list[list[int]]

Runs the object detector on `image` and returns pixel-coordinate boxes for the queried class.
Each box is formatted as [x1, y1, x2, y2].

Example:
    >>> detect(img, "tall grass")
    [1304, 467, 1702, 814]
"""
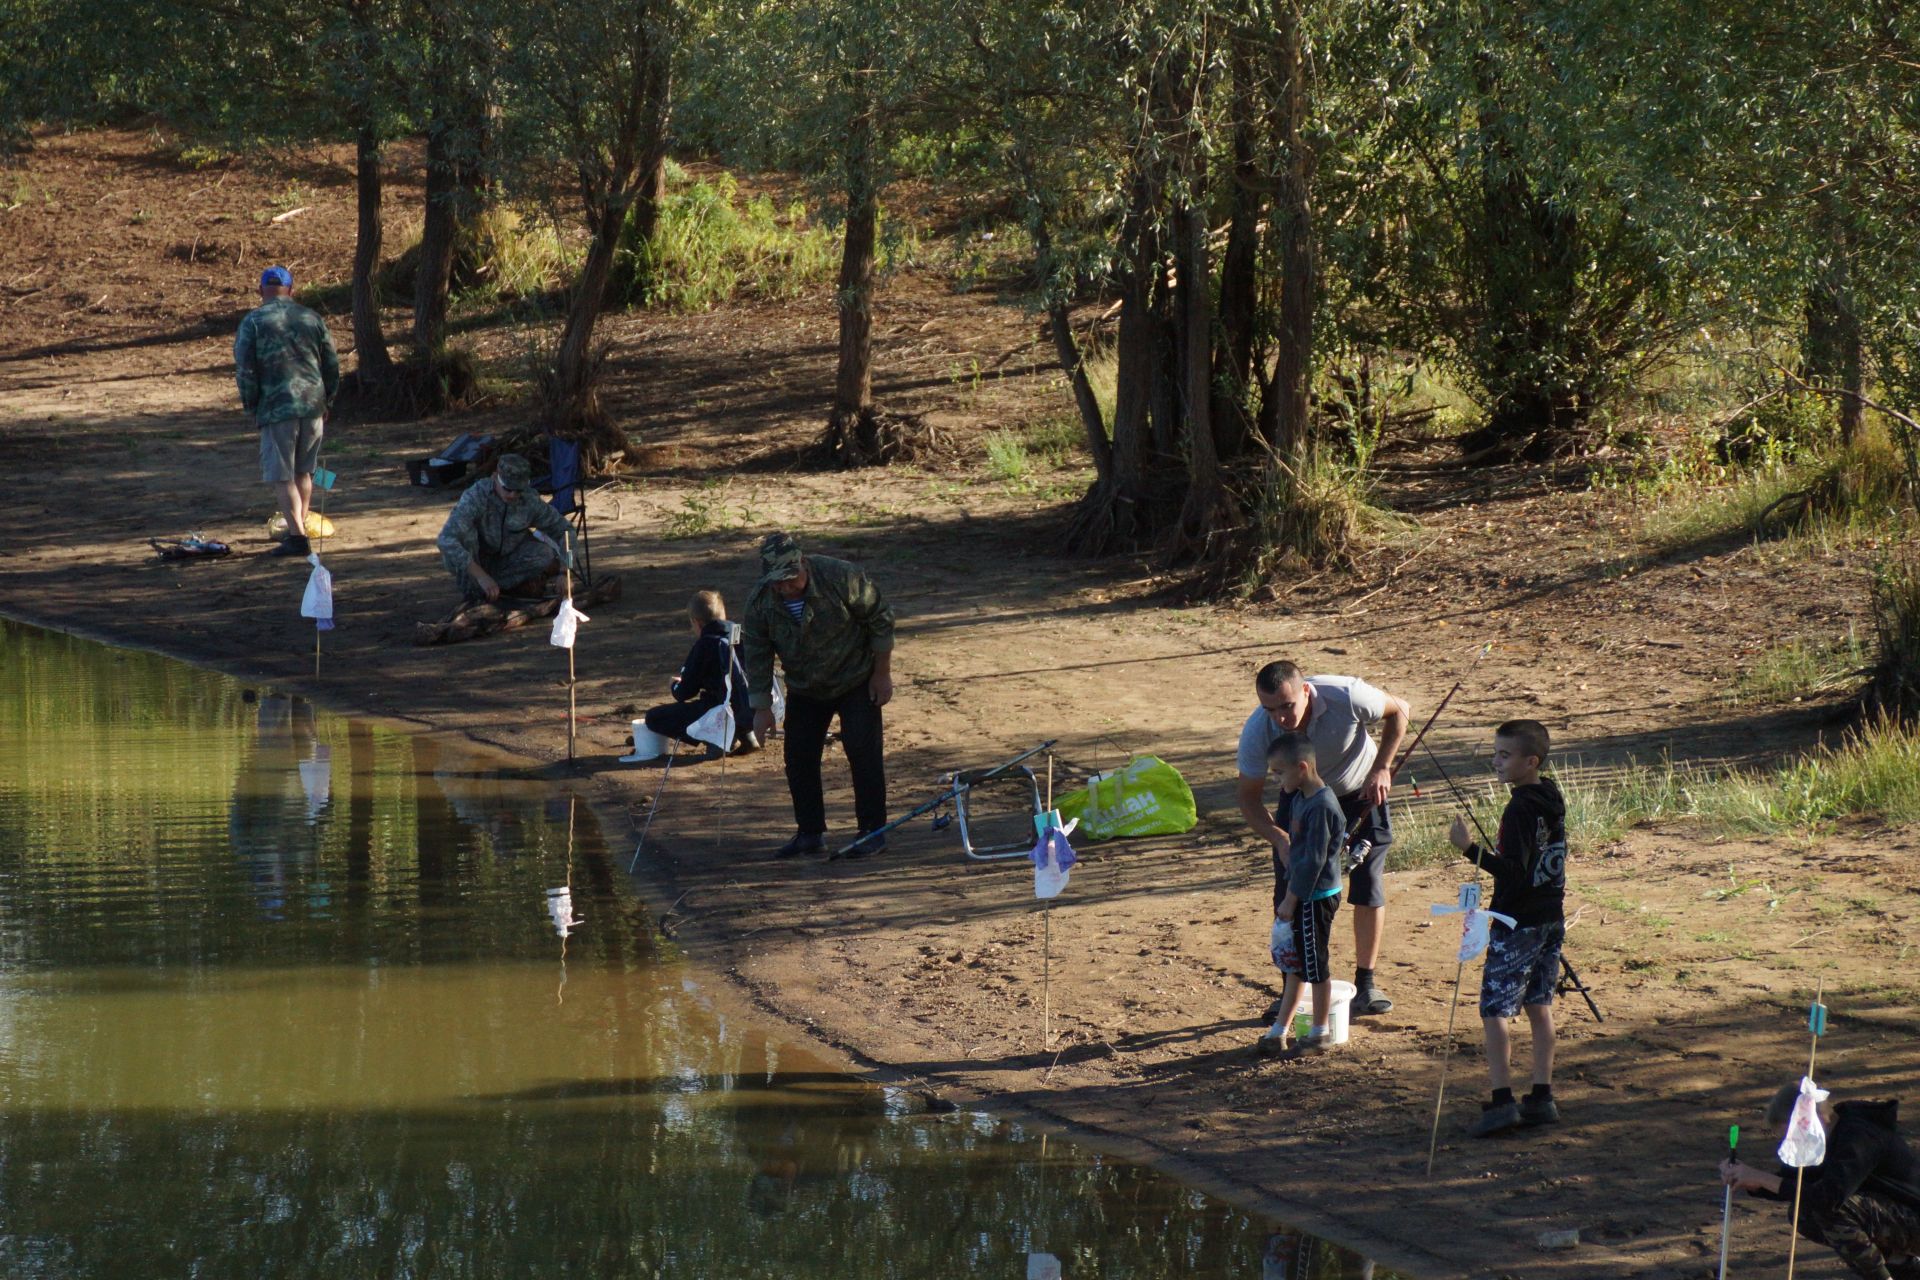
[1391, 718, 1920, 874]
[1643, 431, 1909, 551]
[614, 172, 838, 311]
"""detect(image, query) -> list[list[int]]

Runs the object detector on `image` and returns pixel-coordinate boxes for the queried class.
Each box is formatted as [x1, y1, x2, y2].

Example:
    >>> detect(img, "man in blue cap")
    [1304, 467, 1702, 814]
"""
[234, 265, 340, 558]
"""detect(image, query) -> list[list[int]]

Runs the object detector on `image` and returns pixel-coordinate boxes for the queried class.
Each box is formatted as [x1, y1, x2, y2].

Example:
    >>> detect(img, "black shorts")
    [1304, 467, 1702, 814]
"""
[1293, 893, 1341, 985]
[1337, 790, 1392, 909]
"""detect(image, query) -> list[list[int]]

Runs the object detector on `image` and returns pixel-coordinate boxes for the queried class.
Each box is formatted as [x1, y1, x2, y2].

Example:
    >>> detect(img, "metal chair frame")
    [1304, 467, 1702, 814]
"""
[949, 763, 1045, 861]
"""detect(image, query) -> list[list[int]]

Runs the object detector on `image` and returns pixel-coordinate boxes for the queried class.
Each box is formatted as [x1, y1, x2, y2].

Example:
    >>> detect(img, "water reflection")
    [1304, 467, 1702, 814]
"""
[0, 619, 1400, 1278]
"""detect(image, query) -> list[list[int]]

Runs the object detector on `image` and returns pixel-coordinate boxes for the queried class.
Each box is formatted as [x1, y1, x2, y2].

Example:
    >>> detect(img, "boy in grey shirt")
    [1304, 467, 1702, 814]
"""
[1259, 733, 1345, 1056]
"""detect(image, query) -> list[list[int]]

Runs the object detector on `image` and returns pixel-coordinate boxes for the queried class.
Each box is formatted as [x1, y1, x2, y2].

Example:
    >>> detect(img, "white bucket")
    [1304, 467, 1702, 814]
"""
[619, 720, 671, 763]
[1328, 978, 1357, 1045]
[1291, 978, 1359, 1046]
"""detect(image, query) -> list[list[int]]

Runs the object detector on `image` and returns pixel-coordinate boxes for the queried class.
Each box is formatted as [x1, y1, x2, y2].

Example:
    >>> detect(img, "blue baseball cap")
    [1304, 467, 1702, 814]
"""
[260, 265, 293, 288]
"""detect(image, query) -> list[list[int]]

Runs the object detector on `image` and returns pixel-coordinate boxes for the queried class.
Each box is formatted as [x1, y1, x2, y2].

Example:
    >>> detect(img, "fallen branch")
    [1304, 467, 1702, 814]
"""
[270, 206, 310, 224]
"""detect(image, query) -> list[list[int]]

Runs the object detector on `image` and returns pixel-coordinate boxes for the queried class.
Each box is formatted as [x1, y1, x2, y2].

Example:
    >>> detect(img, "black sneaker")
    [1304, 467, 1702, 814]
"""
[1467, 1100, 1522, 1137]
[772, 832, 824, 860]
[1519, 1093, 1560, 1126]
[834, 829, 888, 861]
[1296, 1031, 1334, 1055]
[270, 535, 312, 558]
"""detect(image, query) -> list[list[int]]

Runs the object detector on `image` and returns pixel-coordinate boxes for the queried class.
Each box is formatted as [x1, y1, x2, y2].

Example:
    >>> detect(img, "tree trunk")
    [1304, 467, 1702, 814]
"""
[1048, 305, 1112, 480]
[1174, 203, 1223, 559]
[1215, 31, 1262, 458]
[825, 103, 879, 460]
[547, 208, 625, 435]
[1266, 0, 1314, 460]
[413, 117, 458, 355]
[350, 121, 392, 379]
[1805, 188, 1863, 445]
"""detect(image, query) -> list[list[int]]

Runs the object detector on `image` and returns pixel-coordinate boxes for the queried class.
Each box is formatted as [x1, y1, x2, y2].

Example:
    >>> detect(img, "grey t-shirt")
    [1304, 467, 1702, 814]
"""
[1236, 675, 1390, 798]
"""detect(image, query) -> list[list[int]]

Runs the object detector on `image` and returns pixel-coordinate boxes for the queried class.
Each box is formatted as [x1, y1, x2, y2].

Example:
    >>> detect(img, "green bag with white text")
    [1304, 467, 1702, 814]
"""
[1054, 755, 1197, 841]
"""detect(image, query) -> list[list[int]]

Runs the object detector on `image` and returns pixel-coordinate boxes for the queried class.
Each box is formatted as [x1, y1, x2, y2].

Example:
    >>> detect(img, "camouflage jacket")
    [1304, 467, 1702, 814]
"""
[435, 475, 579, 574]
[234, 298, 340, 426]
[742, 554, 895, 707]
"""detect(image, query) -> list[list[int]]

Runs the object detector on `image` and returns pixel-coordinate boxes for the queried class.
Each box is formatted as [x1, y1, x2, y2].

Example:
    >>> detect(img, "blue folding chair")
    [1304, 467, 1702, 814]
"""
[538, 434, 592, 582]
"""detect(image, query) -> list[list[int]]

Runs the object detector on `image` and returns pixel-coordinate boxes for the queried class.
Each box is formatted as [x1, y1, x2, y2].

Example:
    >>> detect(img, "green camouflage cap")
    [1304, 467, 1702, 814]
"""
[494, 453, 532, 492]
[758, 531, 805, 585]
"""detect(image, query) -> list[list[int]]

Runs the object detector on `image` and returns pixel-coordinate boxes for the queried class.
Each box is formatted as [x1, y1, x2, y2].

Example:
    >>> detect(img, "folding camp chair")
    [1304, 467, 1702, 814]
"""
[947, 763, 1046, 861]
[539, 433, 592, 582]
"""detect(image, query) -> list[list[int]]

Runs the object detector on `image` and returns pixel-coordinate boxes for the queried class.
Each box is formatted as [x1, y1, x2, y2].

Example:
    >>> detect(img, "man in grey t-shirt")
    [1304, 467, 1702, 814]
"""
[1236, 659, 1410, 1014]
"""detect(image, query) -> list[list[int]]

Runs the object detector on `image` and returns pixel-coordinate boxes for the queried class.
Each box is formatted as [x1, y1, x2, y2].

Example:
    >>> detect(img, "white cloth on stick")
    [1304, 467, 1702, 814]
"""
[1430, 883, 1513, 962]
[301, 553, 334, 630]
[1778, 1075, 1830, 1168]
[549, 598, 588, 648]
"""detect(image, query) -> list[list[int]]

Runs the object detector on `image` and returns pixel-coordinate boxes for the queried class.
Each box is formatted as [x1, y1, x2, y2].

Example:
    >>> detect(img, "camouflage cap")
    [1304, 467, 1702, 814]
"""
[758, 531, 806, 585]
[494, 453, 533, 492]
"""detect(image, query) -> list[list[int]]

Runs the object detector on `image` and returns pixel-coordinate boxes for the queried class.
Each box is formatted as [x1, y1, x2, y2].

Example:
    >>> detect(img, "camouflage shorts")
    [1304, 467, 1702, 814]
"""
[1479, 921, 1564, 1018]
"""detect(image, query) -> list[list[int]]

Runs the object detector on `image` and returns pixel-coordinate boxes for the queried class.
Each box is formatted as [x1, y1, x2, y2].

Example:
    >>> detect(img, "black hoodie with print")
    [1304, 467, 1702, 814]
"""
[1458, 777, 1567, 928]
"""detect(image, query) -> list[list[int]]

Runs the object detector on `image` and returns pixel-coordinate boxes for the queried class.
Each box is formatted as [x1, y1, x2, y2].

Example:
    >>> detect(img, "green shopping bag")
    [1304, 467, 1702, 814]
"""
[1054, 756, 1197, 841]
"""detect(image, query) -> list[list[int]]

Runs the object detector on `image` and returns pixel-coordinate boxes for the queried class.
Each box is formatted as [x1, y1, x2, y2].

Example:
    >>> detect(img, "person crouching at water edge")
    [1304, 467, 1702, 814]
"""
[1257, 733, 1344, 1056]
[642, 590, 757, 755]
[1721, 1082, 1920, 1280]
[1448, 718, 1567, 1137]
[741, 532, 895, 861]
[434, 453, 579, 603]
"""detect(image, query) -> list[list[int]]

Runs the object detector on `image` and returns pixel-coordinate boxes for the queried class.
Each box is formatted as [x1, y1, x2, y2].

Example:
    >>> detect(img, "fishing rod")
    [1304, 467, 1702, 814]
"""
[1341, 643, 1492, 868]
[1419, 740, 1604, 1024]
[830, 739, 1059, 859]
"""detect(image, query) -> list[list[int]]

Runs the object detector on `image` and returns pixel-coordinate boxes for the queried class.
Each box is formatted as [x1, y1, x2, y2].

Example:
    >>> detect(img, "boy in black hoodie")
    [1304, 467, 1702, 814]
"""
[643, 591, 756, 753]
[1448, 718, 1567, 1137]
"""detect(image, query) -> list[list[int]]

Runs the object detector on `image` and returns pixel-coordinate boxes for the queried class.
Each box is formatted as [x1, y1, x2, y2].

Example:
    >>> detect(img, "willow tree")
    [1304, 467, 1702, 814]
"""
[504, 0, 679, 463]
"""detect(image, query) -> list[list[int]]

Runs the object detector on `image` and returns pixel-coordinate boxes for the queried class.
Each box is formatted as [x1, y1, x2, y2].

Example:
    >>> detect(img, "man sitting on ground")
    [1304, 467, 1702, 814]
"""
[435, 453, 578, 604]
[1722, 1082, 1920, 1280]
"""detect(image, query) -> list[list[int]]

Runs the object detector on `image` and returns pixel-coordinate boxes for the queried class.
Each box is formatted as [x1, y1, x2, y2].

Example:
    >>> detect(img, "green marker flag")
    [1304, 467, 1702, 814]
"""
[1718, 1124, 1740, 1280]
[314, 465, 337, 490]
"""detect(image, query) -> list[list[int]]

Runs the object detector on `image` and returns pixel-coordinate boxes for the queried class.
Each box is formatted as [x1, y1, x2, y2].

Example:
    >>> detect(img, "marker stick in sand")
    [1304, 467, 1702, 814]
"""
[1718, 1124, 1739, 1280]
[1783, 984, 1829, 1280]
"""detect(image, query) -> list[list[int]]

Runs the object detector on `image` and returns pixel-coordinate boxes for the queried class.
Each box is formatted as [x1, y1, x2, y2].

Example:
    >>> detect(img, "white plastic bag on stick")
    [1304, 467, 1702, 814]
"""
[1778, 1076, 1830, 1168]
[549, 599, 588, 648]
[300, 553, 334, 630]
[1031, 826, 1078, 900]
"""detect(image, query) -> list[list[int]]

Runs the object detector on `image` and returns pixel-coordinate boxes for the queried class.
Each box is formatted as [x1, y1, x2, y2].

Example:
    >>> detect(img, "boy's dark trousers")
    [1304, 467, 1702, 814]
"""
[645, 699, 737, 747]
[1802, 1192, 1920, 1280]
[782, 685, 886, 836]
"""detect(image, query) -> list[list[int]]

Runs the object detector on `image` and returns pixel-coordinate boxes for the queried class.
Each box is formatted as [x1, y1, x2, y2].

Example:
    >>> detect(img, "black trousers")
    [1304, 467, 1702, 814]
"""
[783, 685, 886, 836]
[1803, 1191, 1920, 1280]
[644, 699, 746, 748]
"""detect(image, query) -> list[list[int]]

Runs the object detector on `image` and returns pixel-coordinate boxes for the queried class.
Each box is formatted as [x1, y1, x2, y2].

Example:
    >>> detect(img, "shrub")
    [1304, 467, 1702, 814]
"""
[611, 172, 838, 311]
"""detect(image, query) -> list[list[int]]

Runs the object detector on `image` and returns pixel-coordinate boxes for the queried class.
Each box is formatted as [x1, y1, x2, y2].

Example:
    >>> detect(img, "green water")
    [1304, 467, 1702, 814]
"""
[0, 619, 1395, 1278]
